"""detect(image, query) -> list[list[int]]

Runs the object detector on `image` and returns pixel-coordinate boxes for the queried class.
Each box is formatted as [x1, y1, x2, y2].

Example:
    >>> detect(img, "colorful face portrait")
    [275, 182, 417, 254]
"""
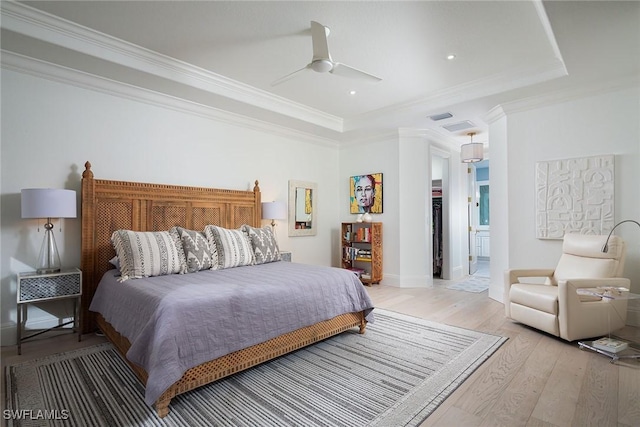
[350, 173, 383, 214]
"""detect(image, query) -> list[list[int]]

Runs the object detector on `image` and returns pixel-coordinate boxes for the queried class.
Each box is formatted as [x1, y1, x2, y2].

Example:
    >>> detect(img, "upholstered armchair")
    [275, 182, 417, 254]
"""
[504, 233, 629, 342]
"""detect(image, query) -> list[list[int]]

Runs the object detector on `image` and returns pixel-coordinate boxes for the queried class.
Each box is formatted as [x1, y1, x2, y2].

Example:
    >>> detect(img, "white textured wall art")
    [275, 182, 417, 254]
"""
[536, 155, 614, 239]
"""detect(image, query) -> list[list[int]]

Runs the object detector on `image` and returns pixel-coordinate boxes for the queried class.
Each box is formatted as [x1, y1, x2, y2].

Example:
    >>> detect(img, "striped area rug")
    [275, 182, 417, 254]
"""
[5, 309, 506, 427]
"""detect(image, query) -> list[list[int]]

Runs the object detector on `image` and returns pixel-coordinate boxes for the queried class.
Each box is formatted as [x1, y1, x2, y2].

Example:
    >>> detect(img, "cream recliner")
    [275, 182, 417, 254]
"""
[504, 233, 629, 342]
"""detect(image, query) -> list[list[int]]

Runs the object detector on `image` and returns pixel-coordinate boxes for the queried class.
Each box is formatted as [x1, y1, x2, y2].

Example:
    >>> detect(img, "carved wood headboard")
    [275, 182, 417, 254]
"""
[80, 161, 261, 333]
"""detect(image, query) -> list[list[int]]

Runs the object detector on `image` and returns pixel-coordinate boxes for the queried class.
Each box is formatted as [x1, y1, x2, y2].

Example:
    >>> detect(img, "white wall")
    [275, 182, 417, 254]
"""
[398, 131, 431, 286]
[338, 135, 399, 279]
[4, 67, 638, 347]
[488, 115, 509, 303]
[339, 131, 466, 287]
[489, 86, 640, 324]
[0, 69, 341, 345]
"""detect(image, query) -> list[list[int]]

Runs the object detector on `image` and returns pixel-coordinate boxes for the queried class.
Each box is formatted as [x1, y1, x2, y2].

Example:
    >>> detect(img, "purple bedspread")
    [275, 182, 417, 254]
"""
[89, 261, 374, 406]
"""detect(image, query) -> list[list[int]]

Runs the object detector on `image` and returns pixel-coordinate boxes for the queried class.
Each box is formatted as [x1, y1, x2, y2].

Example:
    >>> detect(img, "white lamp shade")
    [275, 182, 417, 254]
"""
[21, 188, 77, 219]
[262, 201, 287, 220]
[461, 143, 484, 163]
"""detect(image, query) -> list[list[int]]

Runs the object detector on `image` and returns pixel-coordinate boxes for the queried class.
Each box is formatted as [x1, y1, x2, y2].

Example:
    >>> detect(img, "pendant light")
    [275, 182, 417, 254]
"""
[461, 132, 484, 163]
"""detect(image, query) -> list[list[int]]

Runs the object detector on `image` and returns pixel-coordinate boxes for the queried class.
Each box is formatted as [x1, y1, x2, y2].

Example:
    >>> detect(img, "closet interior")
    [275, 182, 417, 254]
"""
[432, 179, 443, 278]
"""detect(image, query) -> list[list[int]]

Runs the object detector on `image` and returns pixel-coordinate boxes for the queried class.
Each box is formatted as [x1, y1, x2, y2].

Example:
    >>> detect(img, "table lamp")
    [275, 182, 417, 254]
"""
[21, 188, 77, 273]
[262, 201, 287, 232]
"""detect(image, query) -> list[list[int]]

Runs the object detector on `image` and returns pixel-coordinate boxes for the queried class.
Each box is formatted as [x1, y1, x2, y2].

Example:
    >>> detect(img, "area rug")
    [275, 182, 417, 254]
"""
[5, 309, 506, 427]
[446, 276, 490, 293]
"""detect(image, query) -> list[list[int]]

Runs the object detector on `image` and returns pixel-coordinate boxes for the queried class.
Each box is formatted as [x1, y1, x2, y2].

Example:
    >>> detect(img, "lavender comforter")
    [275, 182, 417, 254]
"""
[89, 261, 374, 405]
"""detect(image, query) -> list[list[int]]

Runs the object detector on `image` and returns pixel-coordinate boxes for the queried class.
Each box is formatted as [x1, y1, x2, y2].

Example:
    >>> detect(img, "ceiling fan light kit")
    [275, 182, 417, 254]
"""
[271, 21, 381, 86]
[311, 59, 333, 73]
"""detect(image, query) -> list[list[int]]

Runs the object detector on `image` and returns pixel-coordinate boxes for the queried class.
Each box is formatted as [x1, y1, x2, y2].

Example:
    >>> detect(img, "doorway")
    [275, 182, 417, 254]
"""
[470, 160, 490, 277]
[431, 148, 450, 279]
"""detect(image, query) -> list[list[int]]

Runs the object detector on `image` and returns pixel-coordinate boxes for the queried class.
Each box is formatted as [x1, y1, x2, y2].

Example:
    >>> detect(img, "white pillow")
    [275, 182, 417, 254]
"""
[111, 229, 186, 282]
[205, 225, 254, 269]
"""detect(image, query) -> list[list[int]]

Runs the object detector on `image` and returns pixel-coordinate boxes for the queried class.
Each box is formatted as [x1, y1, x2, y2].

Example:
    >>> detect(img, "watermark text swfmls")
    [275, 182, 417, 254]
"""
[3, 409, 70, 420]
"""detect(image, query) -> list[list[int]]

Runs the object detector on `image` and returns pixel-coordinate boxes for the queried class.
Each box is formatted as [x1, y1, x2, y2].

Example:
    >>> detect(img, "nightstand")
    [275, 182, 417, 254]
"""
[280, 251, 292, 262]
[17, 268, 82, 355]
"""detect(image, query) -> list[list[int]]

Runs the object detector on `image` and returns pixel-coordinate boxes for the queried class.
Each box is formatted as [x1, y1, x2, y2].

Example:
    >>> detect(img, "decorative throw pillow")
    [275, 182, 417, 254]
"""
[111, 229, 187, 282]
[172, 226, 214, 273]
[205, 225, 254, 269]
[242, 225, 281, 264]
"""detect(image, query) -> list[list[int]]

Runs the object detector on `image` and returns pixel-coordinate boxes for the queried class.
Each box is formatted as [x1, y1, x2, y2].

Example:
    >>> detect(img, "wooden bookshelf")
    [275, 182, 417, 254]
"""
[341, 222, 382, 285]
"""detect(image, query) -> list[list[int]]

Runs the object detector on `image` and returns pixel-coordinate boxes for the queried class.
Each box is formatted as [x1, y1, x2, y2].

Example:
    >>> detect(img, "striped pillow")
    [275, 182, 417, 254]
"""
[111, 230, 187, 282]
[205, 225, 254, 269]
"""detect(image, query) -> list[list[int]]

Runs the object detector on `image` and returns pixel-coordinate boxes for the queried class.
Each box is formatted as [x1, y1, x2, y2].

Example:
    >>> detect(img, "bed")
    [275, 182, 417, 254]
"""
[80, 162, 374, 417]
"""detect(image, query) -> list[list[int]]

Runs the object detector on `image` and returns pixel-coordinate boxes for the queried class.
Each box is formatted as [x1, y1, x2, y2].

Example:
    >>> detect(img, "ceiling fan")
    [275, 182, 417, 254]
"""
[271, 21, 382, 86]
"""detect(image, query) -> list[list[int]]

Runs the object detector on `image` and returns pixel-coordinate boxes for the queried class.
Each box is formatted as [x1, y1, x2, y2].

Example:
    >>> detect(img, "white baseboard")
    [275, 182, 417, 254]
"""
[380, 274, 400, 287]
[1, 316, 75, 347]
[381, 274, 433, 288]
[450, 266, 465, 281]
[1, 322, 17, 347]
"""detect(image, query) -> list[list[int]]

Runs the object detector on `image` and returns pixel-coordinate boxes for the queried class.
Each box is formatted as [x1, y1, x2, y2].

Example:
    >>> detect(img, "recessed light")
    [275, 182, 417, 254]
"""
[446, 54, 456, 60]
[349, 90, 357, 95]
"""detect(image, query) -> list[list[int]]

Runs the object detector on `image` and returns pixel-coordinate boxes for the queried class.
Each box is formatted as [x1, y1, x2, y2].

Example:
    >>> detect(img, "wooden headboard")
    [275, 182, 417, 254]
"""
[80, 161, 261, 333]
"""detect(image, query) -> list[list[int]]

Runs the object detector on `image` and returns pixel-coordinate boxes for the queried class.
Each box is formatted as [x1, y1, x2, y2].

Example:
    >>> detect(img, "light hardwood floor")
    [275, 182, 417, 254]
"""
[367, 281, 640, 427]
[2, 280, 639, 426]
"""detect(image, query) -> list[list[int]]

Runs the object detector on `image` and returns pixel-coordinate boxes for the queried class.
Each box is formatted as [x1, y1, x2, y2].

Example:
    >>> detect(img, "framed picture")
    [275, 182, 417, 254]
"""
[350, 173, 383, 214]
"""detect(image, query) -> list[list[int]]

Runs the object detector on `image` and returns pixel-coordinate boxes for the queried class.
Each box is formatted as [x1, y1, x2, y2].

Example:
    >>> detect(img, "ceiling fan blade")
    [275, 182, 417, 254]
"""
[271, 64, 311, 86]
[330, 62, 382, 82]
[310, 21, 331, 61]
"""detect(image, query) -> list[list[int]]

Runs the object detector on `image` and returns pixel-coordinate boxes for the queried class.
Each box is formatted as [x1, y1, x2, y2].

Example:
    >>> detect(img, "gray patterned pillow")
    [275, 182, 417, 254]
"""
[242, 225, 281, 264]
[205, 225, 254, 269]
[173, 227, 214, 273]
[111, 229, 187, 282]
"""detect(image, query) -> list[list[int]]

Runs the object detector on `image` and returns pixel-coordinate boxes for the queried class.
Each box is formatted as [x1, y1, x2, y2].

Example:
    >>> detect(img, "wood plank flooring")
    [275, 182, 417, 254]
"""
[366, 281, 640, 427]
[2, 279, 639, 426]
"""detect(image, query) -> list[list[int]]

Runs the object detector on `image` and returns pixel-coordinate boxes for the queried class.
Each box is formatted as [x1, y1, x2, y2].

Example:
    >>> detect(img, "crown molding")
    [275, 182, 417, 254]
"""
[338, 129, 400, 149]
[399, 128, 460, 152]
[0, 1, 344, 132]
[485, 105, 507, 125]
[532, 0, 565, 67]
[344, 56, 568, 133]
[1, 50, 340, 149]
[493, 75, 639, 118]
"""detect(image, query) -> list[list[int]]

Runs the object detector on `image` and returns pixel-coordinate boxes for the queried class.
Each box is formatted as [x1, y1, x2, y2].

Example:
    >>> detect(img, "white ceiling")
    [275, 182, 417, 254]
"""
[2, 1, 639, 147]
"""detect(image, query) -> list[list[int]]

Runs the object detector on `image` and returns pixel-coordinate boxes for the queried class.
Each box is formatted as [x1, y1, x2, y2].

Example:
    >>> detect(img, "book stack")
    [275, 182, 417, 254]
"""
[355, 227, 371, 242]
[343, 246, 359, 261]
[356, 249, 371, 260]
[592, 337, 628, 353]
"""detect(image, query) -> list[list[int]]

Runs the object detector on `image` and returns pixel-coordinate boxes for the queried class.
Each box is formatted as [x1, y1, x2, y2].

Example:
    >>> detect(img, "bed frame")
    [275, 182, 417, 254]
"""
[80, 162, 367, 417]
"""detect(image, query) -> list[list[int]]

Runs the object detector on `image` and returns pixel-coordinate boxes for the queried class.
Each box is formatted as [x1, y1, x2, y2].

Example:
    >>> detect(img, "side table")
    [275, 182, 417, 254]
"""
[280, 251, 292, 262]
[17, 268, 82, 355]
[577, 287, 640, 363]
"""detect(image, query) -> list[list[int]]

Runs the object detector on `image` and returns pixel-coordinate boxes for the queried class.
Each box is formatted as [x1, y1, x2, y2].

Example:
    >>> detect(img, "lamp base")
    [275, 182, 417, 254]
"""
[36, 267, 61, 275]
[36, 222, 62, 275]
